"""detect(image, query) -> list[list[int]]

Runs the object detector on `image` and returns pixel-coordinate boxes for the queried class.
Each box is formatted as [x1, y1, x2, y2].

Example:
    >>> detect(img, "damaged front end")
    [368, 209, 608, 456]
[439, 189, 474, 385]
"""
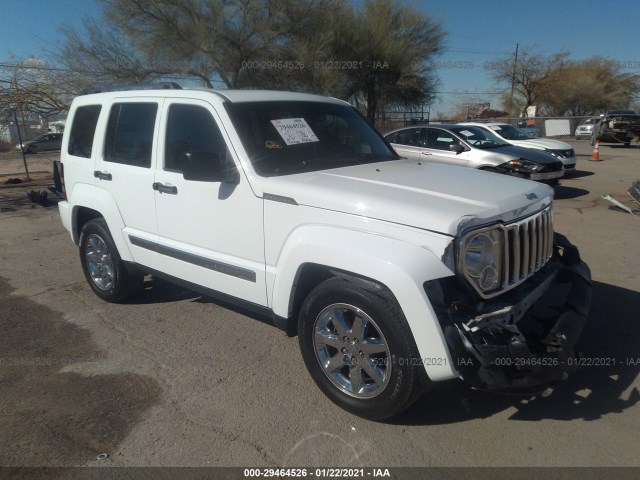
[428, 234, 592, 393]
[595, 112, 640, 145]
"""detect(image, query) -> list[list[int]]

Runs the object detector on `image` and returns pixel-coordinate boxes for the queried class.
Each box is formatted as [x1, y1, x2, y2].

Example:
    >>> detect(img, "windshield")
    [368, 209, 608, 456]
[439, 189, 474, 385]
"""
[489, 124, 532, 141]
[448, 126, 510, 149]
[225, 101, 397, 177]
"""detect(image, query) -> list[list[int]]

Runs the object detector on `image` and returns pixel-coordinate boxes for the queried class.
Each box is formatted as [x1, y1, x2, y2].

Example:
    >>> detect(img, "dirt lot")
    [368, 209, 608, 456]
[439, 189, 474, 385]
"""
[0, 141, 638, 476]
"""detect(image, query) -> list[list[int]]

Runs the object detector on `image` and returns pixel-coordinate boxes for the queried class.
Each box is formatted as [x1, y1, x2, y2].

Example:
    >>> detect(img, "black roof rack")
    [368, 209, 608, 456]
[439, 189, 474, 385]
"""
[80, 82, 182, 95]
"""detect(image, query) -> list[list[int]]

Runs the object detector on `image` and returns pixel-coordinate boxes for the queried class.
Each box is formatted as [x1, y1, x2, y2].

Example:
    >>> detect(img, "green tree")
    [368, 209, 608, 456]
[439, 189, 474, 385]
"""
[334, 0, 445, 124]
[540, 57, 640, 116]
[101, 0, 348, 89]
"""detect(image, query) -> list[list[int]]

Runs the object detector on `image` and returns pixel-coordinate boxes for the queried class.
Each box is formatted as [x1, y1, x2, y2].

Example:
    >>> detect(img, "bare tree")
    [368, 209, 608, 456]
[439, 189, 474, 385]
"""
[0, 58, 69, 118]
[485, 47, 569, 115]
[56, 17, 162, 87]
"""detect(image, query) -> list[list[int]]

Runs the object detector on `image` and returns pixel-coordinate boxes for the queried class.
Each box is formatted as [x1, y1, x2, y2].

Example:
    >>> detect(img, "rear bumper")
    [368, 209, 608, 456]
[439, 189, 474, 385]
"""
[429, 234, 592, 392]
[58, 200, 73, 242]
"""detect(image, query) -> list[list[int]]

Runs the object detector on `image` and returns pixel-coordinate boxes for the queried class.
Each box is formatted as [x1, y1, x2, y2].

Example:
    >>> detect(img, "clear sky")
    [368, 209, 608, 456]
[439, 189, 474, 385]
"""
[1, 0, 639, 114]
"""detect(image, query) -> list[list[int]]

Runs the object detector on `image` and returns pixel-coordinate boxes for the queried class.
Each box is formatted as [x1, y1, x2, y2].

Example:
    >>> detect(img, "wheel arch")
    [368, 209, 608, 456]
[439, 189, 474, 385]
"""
[69, 184, 133, 262]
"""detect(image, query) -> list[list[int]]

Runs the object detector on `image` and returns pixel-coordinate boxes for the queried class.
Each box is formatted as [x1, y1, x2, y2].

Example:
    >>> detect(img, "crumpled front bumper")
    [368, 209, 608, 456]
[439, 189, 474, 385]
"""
[428, 234, 592, 393]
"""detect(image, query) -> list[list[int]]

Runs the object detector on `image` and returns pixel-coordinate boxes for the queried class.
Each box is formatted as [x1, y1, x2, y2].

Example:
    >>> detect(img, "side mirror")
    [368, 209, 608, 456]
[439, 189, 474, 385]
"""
[449, 144, 465, 154]
[182, 152, 240, 184]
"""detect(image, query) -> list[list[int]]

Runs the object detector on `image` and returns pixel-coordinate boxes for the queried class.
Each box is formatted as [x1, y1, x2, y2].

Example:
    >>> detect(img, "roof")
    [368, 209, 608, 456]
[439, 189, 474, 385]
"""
[76, 84, 349, 106]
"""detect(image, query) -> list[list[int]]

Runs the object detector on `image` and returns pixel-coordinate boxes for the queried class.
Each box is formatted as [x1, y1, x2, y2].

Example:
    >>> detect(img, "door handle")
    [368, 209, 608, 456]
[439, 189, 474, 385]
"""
[152, 182, 178, 195]
[93, 171, 112, 181]
[420, 151, 432, 156]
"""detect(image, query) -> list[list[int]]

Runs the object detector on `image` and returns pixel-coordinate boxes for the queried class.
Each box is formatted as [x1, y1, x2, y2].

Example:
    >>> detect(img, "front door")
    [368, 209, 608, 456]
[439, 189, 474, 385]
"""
[153, 99, 267, 306]
[423, 128, 470, 168]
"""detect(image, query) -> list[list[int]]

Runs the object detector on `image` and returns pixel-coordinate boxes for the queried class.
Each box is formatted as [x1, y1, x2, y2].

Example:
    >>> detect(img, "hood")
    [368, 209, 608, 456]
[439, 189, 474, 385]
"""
[260, 160, 553, 236]
[486, 145, 562, 165]
[508, 137, 572, 150]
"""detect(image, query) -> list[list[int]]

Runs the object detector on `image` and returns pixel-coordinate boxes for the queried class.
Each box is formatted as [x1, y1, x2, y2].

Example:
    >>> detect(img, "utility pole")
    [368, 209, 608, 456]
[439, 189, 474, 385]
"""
[510, 43, 519, 116]
[14, 109, 30, 181]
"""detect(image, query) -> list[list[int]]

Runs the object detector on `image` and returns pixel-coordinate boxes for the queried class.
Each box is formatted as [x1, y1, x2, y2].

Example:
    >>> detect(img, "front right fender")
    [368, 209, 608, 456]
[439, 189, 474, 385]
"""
[270, 225, 459, 381]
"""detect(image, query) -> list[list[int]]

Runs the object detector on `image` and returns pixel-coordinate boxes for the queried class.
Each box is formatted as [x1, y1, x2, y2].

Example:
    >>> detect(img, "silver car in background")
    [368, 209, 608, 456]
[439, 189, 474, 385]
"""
[575, 117, 599, 140]
[384, 124, 564, 184]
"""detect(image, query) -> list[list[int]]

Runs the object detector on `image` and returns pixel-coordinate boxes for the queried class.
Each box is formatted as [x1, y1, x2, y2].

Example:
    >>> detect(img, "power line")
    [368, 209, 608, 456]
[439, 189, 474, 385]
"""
[443, 48, 510, 55]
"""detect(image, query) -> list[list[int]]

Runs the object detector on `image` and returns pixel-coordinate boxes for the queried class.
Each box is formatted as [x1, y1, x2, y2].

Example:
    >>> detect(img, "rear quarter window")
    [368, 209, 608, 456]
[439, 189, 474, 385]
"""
[104, 103, 158, 167]
[67, 105, 102, 158]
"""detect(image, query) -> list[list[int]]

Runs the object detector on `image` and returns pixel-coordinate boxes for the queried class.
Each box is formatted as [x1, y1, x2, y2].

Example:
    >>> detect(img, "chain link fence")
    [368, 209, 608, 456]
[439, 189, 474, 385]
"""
[375, 112, 598, 139]
[1, 123, 57, 181]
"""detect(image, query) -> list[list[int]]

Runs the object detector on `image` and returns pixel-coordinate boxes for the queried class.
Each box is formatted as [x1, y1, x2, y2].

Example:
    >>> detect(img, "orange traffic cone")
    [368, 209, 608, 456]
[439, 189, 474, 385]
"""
[590, 141, 601, 161]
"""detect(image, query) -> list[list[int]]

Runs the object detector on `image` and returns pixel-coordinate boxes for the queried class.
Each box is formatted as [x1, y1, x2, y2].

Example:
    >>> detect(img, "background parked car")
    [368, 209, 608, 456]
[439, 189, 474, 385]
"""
[460, 122, 576, 170]
[575, 117, 599, 140]
[15, 133, 63, 154]
[384, 124, 564, 184]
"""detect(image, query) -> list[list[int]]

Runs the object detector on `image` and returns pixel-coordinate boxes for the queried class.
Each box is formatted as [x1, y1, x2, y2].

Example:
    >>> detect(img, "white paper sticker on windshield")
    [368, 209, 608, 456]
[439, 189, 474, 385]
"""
[271, 118, 319, 145]
[489, 125, 502, 130]
[458, 130, 474, 137]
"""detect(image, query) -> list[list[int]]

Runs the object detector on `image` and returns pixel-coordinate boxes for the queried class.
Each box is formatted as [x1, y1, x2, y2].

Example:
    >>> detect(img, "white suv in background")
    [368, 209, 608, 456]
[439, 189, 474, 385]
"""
[57, 84, 591, 420]
[460, 122, 577, 170]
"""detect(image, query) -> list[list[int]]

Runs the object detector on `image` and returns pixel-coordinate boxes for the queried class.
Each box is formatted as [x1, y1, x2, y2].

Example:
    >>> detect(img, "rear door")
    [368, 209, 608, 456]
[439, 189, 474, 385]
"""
[93, 99, 163, 270]
[387, 128, 425, 161]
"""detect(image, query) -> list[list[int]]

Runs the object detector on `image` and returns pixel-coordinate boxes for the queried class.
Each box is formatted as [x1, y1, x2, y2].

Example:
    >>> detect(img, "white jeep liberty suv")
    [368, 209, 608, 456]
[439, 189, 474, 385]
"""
[58, 84, 591, 420]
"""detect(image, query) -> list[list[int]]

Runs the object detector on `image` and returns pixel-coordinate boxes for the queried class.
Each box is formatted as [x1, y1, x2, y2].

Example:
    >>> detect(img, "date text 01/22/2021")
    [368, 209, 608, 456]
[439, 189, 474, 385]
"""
[243, 468, 391, 477]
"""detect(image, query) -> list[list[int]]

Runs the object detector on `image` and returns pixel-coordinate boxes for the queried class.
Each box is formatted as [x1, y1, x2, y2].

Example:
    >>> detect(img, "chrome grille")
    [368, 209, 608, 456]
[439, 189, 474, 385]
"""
[502, 207, 554, 290]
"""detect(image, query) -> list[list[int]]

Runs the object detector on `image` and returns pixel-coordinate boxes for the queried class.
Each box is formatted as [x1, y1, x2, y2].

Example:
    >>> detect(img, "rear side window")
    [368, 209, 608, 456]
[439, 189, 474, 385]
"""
[104, 103, 157, 167]
[393, 128, 423, 146]
[164, 104, 229, 173]
[68, 105, 101, 158]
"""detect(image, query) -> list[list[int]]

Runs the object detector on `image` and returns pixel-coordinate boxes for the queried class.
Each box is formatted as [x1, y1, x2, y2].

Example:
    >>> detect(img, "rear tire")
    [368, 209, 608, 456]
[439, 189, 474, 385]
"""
[79, 218, 143, 302]
[298, 277, 428, 420]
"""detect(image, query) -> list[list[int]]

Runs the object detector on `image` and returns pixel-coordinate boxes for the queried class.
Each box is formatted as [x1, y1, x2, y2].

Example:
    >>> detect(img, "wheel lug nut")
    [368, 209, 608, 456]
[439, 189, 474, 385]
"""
[342, 336, 348, 342]
[341, 347, 347, 354]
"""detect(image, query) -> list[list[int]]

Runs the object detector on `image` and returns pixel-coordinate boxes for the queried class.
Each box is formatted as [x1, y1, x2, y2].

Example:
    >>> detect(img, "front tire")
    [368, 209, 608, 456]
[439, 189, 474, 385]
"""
[79, 218, 143, 302]
[298, 277, 428, 420]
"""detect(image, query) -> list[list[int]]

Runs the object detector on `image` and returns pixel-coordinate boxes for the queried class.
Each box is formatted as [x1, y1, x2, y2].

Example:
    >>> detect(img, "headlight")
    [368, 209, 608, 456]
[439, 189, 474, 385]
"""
[458, 227, 503, 294]
[501, 159, 543, 173]
[546, 150, 562, 158]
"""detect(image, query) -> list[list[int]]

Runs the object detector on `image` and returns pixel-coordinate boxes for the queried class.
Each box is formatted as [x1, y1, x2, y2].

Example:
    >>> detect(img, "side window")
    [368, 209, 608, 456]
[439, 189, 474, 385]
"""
[164, 104, 229, 173]
[68, 105, 101, 158]
[426, 129, 459, 151]
[104, 103, 157, 167]
[394, 128, 423, 147]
